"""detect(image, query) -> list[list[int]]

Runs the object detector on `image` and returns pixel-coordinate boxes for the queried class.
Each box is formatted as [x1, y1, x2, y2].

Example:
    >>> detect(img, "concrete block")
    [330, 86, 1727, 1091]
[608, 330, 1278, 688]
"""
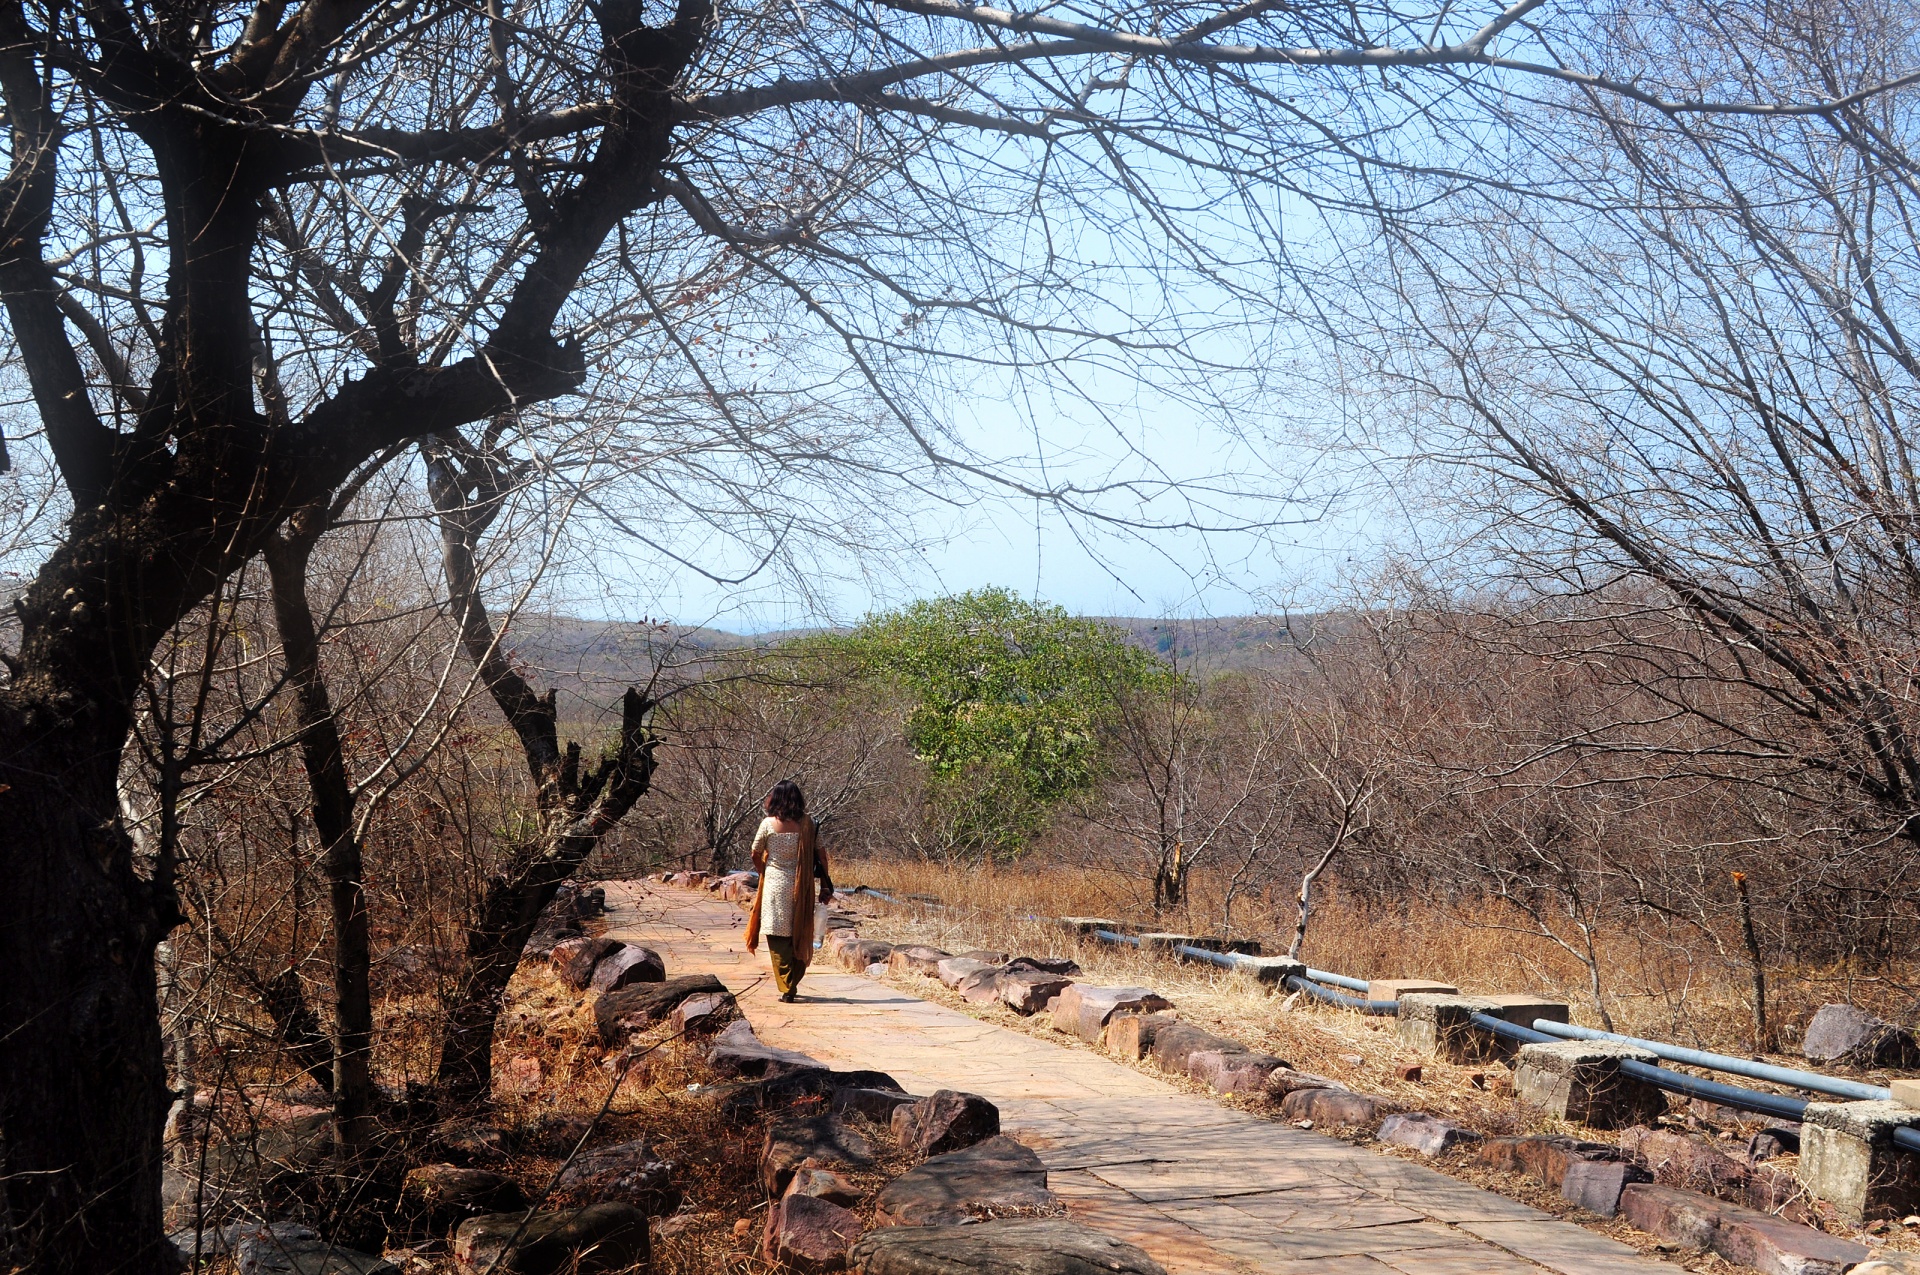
[1559, 1159, 1651, 1217]
[1892, 1078, 1920, 1110]
[1231, 956, 1304, 986]
[1799, 1099, 1920, 1223]
[1103, 1011, 1176, 1061]
[1139, 933, 1261, 956]
[1478, 993, 1571, 1029]
[1514, 1040, 1667, 1128]
[1365, 978, 1458, 1003]
[1396, 993, 1497, 1062]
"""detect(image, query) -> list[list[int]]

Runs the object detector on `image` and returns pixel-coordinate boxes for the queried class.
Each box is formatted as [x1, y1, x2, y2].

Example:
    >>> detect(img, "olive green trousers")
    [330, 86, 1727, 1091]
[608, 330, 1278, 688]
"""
[767, 935, 806, 995]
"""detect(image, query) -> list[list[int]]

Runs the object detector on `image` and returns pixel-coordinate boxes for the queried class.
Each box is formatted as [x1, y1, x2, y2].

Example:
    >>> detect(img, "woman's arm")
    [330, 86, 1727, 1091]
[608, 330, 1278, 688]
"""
[750, 818, 772, 871]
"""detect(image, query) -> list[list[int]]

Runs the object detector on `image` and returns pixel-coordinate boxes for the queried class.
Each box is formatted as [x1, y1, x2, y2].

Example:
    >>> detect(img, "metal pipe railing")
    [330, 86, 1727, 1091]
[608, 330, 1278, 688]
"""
[1305, 967, 1369, 993]
[1531, 1020, 1891, 1102]
[1285, 974, 1397, 1015]
[1092, 928, 1141, 947]
[1175, 944, 1243, 969]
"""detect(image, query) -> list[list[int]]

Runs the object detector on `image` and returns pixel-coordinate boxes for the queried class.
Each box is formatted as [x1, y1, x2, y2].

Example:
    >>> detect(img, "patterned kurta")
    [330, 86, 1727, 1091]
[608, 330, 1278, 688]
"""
[754, 819, 802, 937]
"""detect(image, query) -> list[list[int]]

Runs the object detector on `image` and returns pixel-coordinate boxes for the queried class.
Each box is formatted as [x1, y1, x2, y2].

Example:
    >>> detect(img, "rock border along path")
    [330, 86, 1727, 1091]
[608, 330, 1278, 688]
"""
[604, 882, 1677, 1274]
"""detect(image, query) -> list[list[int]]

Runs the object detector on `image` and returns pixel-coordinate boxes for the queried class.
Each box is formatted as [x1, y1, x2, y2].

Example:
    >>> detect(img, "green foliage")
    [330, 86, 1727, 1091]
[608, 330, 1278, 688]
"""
[844, 588, 1171, 859]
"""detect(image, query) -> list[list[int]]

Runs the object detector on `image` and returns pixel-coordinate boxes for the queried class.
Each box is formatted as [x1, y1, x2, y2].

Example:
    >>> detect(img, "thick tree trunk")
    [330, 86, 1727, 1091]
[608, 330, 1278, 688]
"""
[0, 723, 175, 1275]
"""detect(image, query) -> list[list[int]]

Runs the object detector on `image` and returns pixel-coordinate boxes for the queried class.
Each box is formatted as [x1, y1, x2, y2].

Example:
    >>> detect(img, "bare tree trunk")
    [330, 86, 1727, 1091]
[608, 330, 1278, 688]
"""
[264, 521, 376, 1152]
[1732, 872, 1770, 1053]
[427, 433, 658, 1106]
[1287, 811, 1354, 962]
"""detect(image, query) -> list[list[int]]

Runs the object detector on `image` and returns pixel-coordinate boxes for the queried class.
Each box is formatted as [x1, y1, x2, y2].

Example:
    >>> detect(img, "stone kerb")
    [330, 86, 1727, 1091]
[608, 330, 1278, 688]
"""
[1799, 1099, 1920, 1223]
[1396, 993, 1498, 1062]
[1515, 1040, 1667, 1128]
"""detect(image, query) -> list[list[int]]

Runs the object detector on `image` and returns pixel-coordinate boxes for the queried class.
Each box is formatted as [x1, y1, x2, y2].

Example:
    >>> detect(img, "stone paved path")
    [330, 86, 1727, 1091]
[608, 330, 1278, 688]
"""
[604, 881, 1675, 1274]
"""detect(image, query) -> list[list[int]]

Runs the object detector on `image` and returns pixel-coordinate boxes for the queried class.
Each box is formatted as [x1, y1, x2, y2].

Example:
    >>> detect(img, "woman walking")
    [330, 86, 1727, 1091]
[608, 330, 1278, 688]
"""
[745, 780, 832, 1002]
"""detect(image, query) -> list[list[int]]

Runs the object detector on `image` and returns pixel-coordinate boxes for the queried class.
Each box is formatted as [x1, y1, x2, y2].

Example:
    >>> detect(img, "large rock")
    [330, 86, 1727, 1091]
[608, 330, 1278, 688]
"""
[1620, 1183, 1867, 1275]
[1376, 1113, 1480, 1157]
[588, 944, 666, 993]
[837, 940, 895, 972]
[762, 1114, 877, 1196]
[595, 973, 728, 1044]
[887, 945, 951, 976]
[1560, 1159, 1652, 1217]
[999, 970, 1073, 1016]
[1802, 1003, 1920, 1067]
[872, 1136, 1056, 1226]
[850, 1218, 1166, 1274]
[833, 1086, 918, 1124]
[786, 1163, 865, 1207]
[1104, 1011, 1178, 1061]
[709, 1020, 829, 1080]
[1148, 1022, 1237, 1073]
[400, 1164, 528, 1238]
[1050, 985, 1173, 1043]
[1479, 1135, 1635, 1189]
[452, 1204, 650, 1274]
[669, 989, 738, 1036]
[937, 957, 999, 988]
[1279, 1088, 1385, 1128]
[763, 1193, 863, 1273]
[555, 1138, 679, 1214]
[556, 937, 623, 990]
[1004, 956, 1081, 977]
[959, 966, 1007, 1005]
[704, 1068, 907, 1124]
[1186, 1050, 1286, 1096]
[891, 1090, 1000, 1157]
[231, 1223, 397, 1275]
[1264, 1068, 1342, 1098]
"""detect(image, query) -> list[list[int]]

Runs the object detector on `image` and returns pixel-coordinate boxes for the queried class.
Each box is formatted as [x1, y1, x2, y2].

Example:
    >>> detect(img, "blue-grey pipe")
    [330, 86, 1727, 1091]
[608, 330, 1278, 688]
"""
[1176, 944, 1244, 969]
[1092, 928, 1141, 947]
[1616, 1059, 1808, 1123]
[1531, 1020, 1890, 1102]
[1285, 974, 1397, 1015]
[1305, 967, 1369, 992]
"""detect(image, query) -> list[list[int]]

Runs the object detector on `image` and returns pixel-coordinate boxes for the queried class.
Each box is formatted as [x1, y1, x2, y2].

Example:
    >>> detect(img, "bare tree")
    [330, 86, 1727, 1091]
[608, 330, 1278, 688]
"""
[1, 0, 1913, 1261]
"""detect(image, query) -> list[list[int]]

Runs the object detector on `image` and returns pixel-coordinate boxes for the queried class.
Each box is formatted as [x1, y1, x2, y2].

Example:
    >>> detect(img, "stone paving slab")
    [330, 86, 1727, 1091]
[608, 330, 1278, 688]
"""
[603, 882, 1676, 1274]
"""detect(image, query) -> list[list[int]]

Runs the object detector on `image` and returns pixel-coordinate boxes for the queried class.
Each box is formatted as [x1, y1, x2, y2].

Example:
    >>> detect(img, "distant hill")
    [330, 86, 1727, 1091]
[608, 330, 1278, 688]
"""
[505, 611, 1317, 711]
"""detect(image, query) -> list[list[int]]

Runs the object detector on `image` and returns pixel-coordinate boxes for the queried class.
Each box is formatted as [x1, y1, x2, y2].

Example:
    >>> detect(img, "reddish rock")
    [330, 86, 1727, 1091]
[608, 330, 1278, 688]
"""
[830, 1087, 916, 1124]
[892, 1090, 1000, 1157]
[1377, 1112, 1479, 1157]
[1280, 1089, 1385, 1128]
[1187, 1050, 1287, 1095]
[1560, 1159, 1651, 1217]
[935, 957, 997, 989]
[762, 1193, 862, 1273]
[709, 1021, 828, 1080]
[1265, 1069, 1342, 1098]
[999, 971, 1072, 1016]
[1478, 1135, 1632, 1189]
[1620, 1182, 1868, 1275]
[557, 937, 622, 990]
[1395, 1063, 1423, 1082]
[1149, 1022, 1239, 1073]
[555, 1138, 679, 1215]
[871, 1136, 1054, 1226]
[1105, 1012, 1178, 1061]
[595, 974, 729, 1045]
[588, 944, 666, 992]
[669, 989, 738, 1036]
[851, 1219, 1160, 1273]
[1803, 1003, 1920, 1068]
[500, 1054, 542, 1097]
[452, 1204, 648, 1273]
[887, 945, 951, 976]
[783, 1161, 864, 1207]
[1620, 1182, 1723, 1250]
[1004, 956, 1081, 977]
[1051, 985, 1173, 1043]
[400, 1164, 526, 1238]
[955, 949, 1009, 965]
[762, 1115, 875, 1197]
[837, 940, 894, 972]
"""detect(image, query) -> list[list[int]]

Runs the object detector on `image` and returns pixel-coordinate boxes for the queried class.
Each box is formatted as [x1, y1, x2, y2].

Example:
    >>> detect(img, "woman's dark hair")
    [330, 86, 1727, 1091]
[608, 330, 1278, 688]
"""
[765, 780, 806, 821]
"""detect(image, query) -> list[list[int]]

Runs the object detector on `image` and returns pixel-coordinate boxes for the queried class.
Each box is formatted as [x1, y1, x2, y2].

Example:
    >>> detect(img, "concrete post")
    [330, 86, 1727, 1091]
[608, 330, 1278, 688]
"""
[1799, 1100, 1920, 1223]
[1514, 1041, 1668, 1128]
[1236, 956, 1305, 987]
[1397, 994, 1498, 1062]
[1365, 978, 1457, 1003]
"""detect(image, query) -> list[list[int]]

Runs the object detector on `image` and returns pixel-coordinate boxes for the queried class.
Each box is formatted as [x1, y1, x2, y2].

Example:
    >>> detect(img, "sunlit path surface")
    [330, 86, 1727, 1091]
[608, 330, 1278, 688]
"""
[604, 881, 1674, 1274]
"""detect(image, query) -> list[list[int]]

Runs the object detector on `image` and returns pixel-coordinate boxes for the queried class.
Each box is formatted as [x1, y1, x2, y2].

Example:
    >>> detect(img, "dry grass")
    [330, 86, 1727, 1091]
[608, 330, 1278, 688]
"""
[830, 868, 1920, 1264]
[839, 859, 1920, 1065]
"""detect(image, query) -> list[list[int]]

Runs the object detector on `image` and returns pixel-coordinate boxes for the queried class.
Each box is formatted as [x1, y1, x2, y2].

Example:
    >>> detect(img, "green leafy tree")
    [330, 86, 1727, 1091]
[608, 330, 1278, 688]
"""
[848, 590, 1169, 860]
